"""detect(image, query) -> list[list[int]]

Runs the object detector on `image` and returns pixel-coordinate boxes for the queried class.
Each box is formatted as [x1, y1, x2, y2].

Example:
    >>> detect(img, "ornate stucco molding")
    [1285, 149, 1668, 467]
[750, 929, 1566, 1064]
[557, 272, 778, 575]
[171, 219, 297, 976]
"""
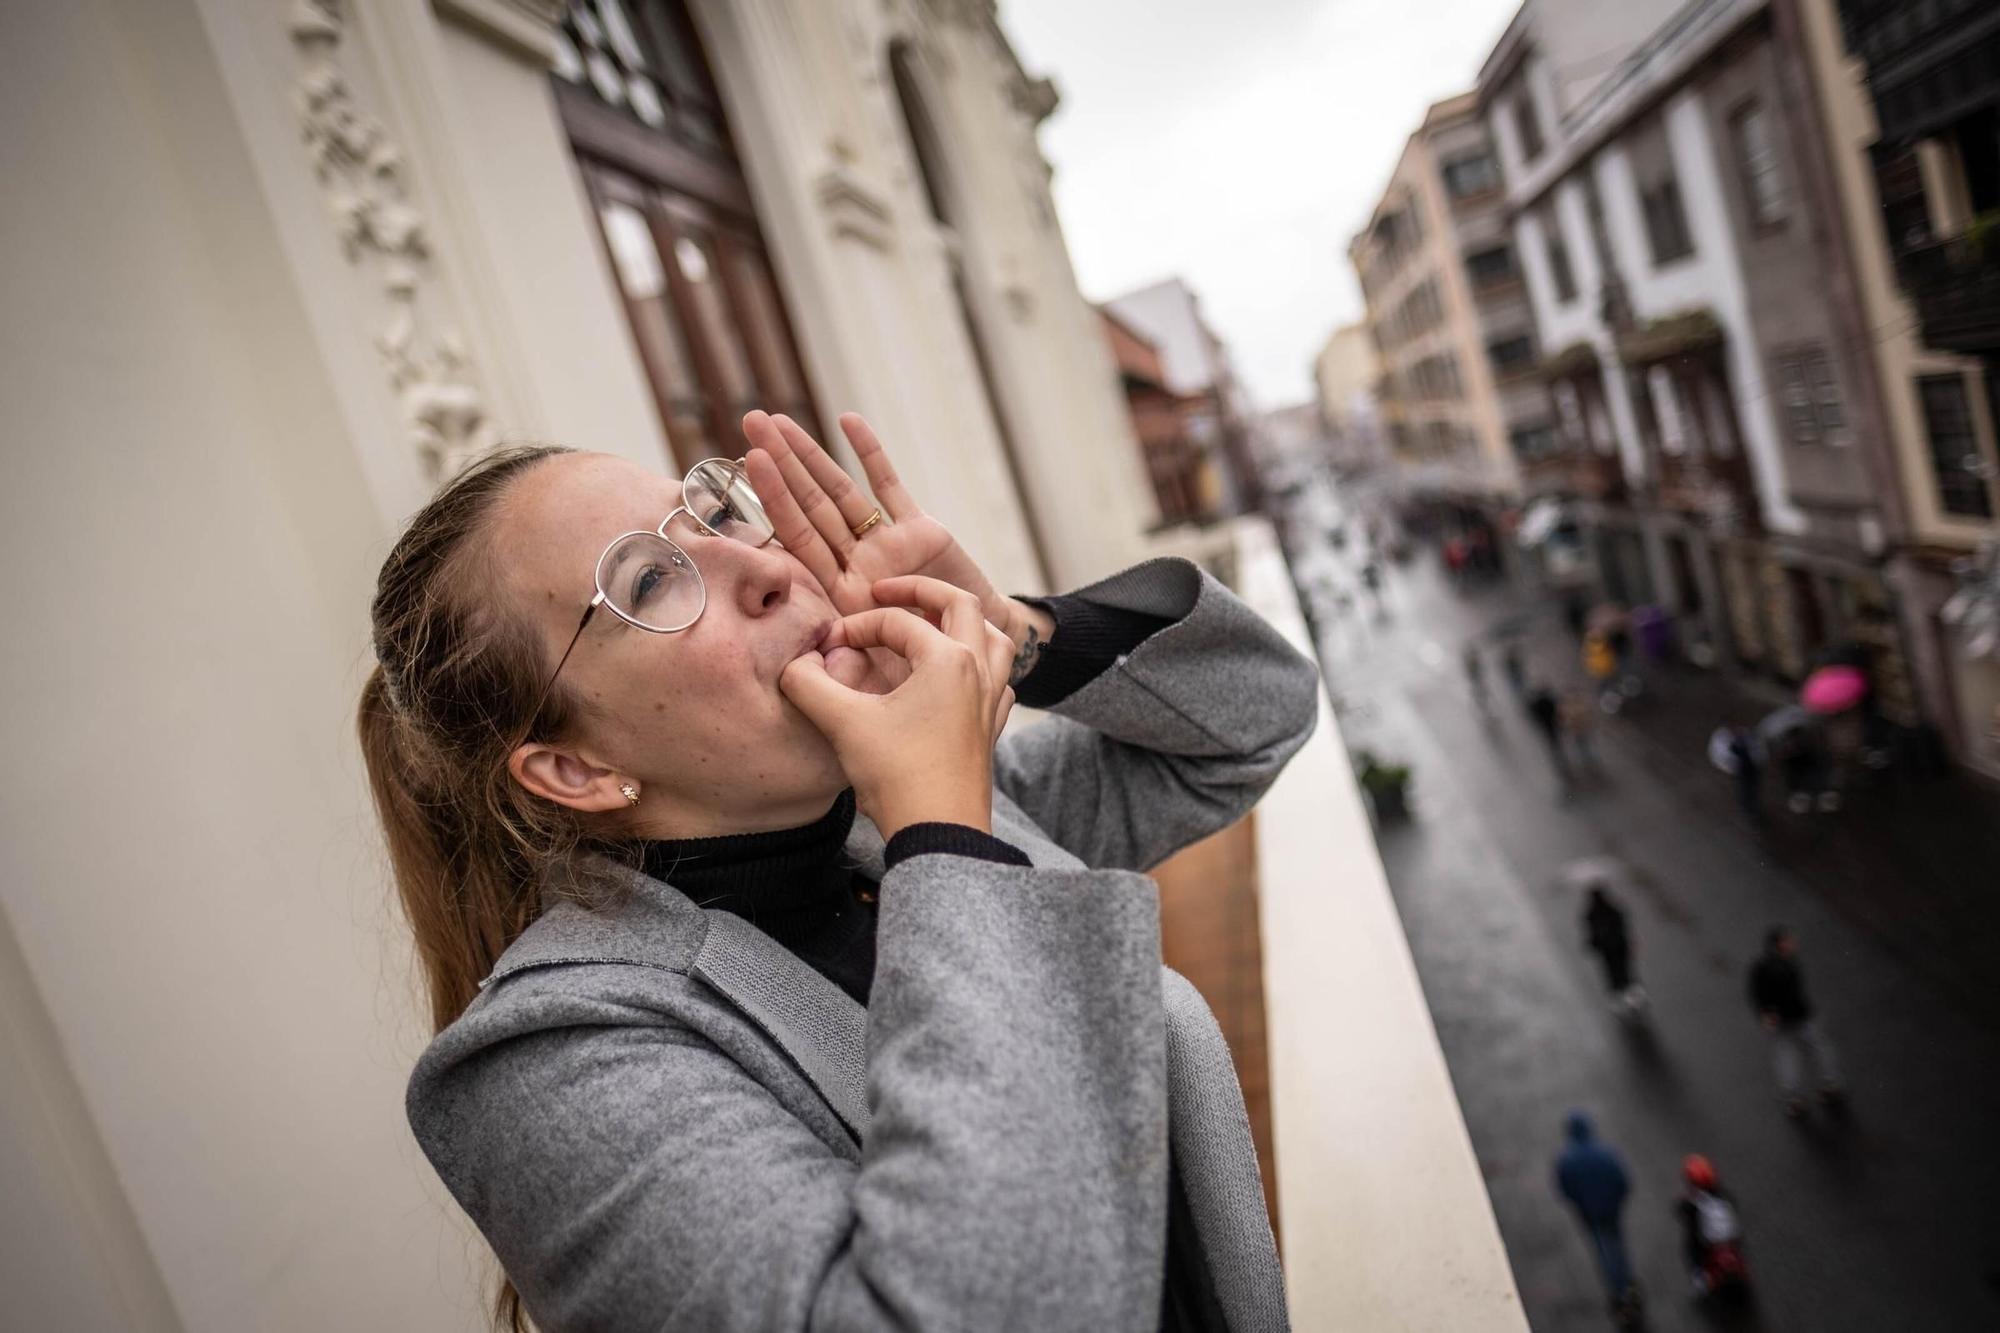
[290, 0, 493, 481]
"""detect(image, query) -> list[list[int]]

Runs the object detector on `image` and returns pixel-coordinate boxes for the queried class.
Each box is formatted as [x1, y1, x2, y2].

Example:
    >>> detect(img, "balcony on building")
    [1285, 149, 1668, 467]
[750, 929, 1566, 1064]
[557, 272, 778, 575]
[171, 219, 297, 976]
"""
[1840, 0, 2000, 354]
[1534, 341, 1628, 501]
[1616, 309, 1760, 532]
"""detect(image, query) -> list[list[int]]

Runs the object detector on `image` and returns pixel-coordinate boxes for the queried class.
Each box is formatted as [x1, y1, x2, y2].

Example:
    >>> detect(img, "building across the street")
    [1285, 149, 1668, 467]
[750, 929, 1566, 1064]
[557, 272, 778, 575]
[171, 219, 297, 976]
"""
[1825, 0, 2000, 777]
[1349, 92, 1553, 523]
[1099, 303, 1223, 527]
[1104, 275, 1265, 515]
[1313, 321, 1387, 476]
[1473, 0, 1933, 727]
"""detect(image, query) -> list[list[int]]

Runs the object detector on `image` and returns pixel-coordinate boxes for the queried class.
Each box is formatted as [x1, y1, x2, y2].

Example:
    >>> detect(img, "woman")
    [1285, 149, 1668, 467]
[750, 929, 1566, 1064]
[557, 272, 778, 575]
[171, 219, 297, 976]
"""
[364, 410, 1319, 1332]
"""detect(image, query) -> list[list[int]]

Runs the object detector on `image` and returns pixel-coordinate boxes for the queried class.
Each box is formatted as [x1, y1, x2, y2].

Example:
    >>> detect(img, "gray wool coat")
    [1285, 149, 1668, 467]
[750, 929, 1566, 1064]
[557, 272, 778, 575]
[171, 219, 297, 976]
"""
[407, 557, 1321, 1333]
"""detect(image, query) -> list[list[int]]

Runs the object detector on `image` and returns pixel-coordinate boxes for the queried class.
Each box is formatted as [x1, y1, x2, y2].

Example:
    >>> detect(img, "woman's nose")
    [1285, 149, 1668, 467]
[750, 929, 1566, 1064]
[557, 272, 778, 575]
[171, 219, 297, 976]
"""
[726, 538, 793, 618]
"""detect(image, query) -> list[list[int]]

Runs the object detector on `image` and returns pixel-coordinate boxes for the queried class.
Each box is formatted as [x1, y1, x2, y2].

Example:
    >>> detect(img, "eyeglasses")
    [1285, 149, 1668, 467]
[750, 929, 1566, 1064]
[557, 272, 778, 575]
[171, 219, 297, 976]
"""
[522, 457, 777, 734]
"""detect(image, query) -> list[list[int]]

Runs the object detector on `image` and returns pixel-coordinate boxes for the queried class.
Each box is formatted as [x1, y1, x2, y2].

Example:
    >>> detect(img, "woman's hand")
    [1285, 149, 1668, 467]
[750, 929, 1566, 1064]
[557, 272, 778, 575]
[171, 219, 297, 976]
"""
[742, 411, 1026, 640]
[780, 578, 1017, 838]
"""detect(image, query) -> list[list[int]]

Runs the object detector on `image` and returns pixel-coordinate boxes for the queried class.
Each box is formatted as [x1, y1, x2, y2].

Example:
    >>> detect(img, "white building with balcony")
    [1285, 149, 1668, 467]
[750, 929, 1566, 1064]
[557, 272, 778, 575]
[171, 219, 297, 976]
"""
[1480, 0, 1922, 714]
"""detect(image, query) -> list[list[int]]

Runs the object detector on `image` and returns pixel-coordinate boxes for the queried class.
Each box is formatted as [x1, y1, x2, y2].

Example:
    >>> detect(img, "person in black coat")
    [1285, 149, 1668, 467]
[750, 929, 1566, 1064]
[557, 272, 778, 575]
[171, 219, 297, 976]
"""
[1526, 683, 1570, 784]
[1583, 884, 1643, 1009]
[1748, 927, 1845, 1116]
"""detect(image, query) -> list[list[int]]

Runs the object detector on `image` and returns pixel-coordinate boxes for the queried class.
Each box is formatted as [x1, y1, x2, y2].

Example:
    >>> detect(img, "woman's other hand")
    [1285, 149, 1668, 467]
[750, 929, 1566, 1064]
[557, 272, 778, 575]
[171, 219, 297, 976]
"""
[779, 578, 1017, 838]
[742, 411, 1025, 636]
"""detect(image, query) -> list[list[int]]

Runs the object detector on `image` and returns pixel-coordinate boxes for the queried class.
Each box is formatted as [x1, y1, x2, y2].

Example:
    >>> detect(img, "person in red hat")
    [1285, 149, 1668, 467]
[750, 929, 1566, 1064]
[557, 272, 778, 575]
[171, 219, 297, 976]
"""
[1675, 1154, 1750, 1300]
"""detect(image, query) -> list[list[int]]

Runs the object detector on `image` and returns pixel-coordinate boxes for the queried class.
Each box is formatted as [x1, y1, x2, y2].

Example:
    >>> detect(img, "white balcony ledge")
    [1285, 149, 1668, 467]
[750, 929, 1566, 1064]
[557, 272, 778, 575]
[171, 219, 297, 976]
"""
[1227, 518, 1527, 1330]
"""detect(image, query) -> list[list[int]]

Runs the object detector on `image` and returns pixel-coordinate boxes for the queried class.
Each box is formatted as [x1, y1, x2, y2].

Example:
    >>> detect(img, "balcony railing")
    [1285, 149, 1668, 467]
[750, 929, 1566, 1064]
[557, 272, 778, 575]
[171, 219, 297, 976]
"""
[1523, 447, 1626, 501]
[1899, 231, 2000, 354]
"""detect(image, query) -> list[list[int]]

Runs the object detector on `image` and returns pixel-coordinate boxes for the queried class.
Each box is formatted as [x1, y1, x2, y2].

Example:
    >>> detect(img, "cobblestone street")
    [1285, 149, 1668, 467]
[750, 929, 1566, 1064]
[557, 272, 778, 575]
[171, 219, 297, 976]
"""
[1286, 495, 2000, 1331]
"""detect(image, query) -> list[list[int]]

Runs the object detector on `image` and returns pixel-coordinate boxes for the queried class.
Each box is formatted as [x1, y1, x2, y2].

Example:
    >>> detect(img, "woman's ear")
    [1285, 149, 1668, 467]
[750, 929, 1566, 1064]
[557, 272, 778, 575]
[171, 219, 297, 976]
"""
[508, 742, 633, 814]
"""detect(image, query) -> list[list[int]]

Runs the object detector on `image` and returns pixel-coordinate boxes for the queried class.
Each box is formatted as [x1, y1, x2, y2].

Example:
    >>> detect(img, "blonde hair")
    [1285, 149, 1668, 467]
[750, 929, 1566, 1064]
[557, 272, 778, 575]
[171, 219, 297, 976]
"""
[357, 445, 622, 1331]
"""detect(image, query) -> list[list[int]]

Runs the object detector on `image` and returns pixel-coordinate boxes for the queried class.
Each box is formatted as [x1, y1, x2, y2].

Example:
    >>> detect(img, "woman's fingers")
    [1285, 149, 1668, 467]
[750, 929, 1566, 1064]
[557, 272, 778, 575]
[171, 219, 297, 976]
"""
[839, 413, 921, 522]
[778, 652, 860, 732]
[753, 412, 858, 560]
[871, 576, 988, 649]
[820, 606, 949, 663]
[774, 414, 880, 538]
[983, 621, 1016, 695]
[744, 441, 841, 591]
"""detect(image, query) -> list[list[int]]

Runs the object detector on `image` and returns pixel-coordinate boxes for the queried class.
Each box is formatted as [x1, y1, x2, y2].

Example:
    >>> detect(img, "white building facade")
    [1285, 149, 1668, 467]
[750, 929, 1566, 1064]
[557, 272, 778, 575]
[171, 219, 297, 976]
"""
[1, 1, 1522, 1328]
[1481, 0, 1921, 715]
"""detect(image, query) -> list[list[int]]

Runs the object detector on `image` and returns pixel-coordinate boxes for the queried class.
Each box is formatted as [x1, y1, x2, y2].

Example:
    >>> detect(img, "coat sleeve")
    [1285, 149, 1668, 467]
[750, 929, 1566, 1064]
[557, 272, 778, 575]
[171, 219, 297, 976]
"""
[407, 858, 1172, 1333]
[992, 557, 1322, 872]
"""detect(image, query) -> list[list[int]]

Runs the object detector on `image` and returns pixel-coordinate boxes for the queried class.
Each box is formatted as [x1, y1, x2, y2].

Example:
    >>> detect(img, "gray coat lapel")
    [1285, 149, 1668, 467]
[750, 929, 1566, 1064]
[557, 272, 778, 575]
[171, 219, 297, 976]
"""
[691, 909, 873, 1144]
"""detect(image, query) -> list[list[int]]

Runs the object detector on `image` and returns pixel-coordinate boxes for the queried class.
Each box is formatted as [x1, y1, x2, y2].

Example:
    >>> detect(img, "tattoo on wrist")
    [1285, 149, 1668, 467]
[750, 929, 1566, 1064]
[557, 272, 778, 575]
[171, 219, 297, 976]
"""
[1008, 622, 1044, 686]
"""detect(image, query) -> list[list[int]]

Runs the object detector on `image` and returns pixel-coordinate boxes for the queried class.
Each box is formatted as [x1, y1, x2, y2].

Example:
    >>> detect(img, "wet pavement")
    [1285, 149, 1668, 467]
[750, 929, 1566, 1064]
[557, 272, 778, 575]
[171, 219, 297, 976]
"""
[1278, 485, 2000, 1332]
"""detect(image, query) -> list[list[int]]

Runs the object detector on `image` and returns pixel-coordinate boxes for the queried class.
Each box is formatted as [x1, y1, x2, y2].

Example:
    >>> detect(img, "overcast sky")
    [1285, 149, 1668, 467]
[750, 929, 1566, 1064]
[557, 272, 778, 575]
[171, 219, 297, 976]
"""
[1001, 0, 1521, 411]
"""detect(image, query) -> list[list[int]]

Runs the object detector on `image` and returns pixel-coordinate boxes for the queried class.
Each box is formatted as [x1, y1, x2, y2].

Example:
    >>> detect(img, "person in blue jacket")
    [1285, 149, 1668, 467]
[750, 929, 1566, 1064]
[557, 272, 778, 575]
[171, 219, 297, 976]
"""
[1554, 1109, 1642, 1319]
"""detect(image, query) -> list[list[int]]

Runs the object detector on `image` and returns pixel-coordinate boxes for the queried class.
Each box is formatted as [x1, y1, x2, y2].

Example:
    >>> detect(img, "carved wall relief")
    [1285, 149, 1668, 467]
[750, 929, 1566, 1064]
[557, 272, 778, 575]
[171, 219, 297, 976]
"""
[290, 0, 494, 481]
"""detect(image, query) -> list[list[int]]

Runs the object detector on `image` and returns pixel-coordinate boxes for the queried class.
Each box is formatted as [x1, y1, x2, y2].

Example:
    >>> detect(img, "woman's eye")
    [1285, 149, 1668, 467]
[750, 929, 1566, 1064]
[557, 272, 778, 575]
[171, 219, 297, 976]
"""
[631, 564, 666, 605]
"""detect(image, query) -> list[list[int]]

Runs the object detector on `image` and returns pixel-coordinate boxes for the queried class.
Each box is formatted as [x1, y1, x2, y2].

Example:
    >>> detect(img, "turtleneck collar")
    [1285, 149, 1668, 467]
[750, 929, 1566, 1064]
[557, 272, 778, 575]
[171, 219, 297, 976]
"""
[636, 788, 861, 929]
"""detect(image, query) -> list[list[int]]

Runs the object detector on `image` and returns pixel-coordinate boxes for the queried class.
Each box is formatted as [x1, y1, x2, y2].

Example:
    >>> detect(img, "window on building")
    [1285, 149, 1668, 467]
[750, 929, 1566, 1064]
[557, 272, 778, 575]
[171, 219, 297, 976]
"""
[888, 38, 1052, 580]
[1465, 245, 1516, 288]
[1871, 141, 1934, 250]
[1640, 171, 1696, 264]
[1513, 90, 1545, 163]
[1443, 153, 1502, 199]
[1510, 422, 1560, 459]
[1649, 365, 1689, 455]
[1917, 374, 1996, 517]
[1544, 213, 1578, 302]
[1774, 347, 1848, 445]
[1730, 100, 1788, 227]
[1488, 334, 1536, 376]
[557, 1, 821, 470]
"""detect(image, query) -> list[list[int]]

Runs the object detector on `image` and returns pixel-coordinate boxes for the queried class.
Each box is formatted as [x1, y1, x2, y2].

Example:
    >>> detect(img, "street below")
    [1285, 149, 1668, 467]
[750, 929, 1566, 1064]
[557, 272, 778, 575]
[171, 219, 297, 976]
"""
[1282, 490, 2000, 1332]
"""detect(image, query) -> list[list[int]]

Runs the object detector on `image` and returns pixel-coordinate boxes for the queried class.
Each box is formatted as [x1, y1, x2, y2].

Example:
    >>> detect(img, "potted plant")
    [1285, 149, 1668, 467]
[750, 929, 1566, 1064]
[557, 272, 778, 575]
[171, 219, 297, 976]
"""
[1354, 749, 1413, 821]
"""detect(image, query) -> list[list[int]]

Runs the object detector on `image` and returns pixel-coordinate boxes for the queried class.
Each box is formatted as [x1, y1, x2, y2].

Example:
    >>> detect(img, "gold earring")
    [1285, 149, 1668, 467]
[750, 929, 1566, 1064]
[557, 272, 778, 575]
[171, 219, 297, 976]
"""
[619, 783, 641, 807]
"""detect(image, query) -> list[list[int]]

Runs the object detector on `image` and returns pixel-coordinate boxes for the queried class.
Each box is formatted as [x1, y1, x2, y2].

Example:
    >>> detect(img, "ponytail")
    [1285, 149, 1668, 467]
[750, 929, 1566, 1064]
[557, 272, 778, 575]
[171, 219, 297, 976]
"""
[359, 445, 620, 1333]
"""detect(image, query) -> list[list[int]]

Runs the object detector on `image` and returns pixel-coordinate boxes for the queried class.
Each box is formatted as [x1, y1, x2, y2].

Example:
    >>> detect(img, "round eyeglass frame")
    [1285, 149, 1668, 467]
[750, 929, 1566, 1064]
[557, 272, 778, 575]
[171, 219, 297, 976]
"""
[519, 457, 776, 737]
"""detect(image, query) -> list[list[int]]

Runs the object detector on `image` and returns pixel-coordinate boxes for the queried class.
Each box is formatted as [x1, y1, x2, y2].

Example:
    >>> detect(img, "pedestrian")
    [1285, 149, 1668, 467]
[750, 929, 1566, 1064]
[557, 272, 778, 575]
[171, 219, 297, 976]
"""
[1748, 927, 1845, 1117]
[1526, 683, 1570, 783]
[1583, 883, 1644, 1012]
[1675, 1154, 1750, 1301]
[1583, 629, 1619, 711]
[1561, 687, 1601, 772]
[1777, 731, 1827, 815]
[1708, 721, 1763, 822]
[1463, 643, 1490, 714]
[1563, 589, 1588, 639]
[1554, 1110, 1642, 1320]
[1502, 641, 1526, 695]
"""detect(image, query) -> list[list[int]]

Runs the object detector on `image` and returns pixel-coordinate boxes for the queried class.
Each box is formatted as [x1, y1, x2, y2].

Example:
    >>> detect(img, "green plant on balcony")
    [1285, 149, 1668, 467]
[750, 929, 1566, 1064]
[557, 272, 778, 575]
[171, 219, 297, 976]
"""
[1353, 749, 1413, 820]
[1964, 208, 2000, 260]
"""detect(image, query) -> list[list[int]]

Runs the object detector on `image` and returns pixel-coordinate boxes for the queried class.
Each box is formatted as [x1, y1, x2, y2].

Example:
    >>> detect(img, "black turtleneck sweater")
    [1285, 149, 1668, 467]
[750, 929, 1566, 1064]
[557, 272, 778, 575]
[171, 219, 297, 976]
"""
[633, 592, 1223, 1331]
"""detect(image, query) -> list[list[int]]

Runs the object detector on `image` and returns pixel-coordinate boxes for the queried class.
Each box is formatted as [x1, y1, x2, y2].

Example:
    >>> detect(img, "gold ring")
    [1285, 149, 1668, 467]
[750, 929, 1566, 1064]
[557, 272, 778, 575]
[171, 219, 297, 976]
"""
[849, 508, 884, 539]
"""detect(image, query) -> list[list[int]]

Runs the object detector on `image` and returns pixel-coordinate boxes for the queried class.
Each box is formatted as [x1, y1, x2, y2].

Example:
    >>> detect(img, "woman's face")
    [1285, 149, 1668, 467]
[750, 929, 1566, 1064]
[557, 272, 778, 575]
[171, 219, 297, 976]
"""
[501, 451, 885, 834]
